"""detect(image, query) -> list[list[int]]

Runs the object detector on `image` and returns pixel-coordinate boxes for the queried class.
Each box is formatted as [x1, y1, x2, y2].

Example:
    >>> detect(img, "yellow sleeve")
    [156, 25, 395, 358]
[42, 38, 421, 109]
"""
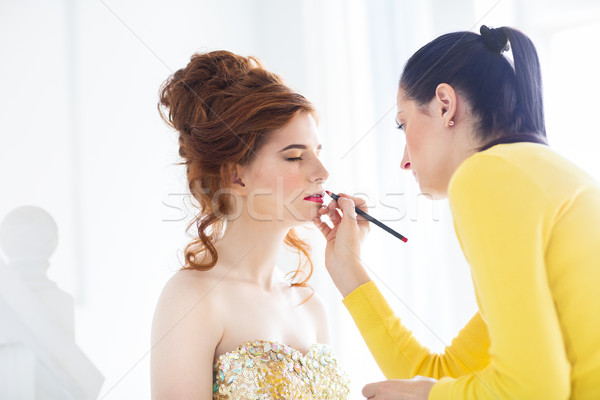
[342, 280, 490, 379]
[431, 154, 571, 399]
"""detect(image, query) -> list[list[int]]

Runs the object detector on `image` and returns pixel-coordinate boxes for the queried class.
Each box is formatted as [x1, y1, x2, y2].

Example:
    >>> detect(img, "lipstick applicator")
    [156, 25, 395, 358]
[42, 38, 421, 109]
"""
[326, 191, 408, 243]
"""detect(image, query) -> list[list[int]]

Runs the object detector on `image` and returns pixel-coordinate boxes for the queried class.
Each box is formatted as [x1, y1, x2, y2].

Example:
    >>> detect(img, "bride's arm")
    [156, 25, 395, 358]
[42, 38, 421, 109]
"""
[150, 270, 224, 400]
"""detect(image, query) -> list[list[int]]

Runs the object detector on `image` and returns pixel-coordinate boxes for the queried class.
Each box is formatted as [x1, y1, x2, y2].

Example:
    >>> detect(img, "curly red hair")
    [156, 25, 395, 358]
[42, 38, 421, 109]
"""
[158, 50, 315, 290]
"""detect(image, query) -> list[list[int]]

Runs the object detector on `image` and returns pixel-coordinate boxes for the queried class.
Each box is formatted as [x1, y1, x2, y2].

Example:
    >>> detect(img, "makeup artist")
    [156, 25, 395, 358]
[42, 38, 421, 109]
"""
[313, 25, 600, 399]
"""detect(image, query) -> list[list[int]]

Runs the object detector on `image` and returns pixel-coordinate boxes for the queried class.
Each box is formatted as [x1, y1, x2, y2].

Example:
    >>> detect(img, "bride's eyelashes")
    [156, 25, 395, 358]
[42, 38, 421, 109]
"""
[285, 152, 322, 162]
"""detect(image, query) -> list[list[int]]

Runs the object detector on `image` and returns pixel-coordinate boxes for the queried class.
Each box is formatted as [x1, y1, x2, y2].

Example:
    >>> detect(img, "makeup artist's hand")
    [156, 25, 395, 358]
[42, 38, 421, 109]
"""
[313, 193, 371, 297]
[362, 376, 436, 400]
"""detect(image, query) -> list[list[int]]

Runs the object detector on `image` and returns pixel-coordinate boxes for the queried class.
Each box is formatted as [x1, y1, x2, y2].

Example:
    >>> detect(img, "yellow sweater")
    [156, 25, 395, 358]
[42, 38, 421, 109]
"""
[343, 143, 600, 399]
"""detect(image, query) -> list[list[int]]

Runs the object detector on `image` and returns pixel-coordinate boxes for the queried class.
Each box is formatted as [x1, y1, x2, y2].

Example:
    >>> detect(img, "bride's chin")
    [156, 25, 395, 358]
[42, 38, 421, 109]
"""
[289, 213, 317, 226]
[291, 215, 314, 225]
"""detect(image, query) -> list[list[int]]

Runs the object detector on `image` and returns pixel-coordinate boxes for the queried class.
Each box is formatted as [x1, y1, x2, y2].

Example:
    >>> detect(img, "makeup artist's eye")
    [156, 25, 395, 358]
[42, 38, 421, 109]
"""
[394, 117, 405, 132]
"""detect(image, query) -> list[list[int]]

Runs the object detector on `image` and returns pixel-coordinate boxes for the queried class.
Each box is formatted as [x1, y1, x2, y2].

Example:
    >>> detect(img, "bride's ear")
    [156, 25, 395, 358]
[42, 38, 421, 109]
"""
[232, 168, 245, 188]
[222, 163, 247, 195]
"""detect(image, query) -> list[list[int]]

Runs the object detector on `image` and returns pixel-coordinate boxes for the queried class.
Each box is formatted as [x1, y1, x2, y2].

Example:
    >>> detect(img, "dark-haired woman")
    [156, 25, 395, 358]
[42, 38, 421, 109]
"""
[315, 26, 600, 399]
[151, 51, 349, 399]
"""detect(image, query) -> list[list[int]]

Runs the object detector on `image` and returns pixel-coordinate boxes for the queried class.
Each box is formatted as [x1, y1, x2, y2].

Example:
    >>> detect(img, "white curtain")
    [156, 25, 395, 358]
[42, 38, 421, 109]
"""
[287, 1, 481, 393]
[2, 0, 599, 398]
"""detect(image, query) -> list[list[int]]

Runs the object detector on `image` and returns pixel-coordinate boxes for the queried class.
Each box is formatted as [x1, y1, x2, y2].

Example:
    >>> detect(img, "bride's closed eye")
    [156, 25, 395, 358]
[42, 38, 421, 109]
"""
[286, 150, 322, 162]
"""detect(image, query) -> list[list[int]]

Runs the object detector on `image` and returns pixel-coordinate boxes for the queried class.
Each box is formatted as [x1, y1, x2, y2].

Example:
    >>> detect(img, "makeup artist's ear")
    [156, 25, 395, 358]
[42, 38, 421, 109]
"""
[434, 83, 457, 128]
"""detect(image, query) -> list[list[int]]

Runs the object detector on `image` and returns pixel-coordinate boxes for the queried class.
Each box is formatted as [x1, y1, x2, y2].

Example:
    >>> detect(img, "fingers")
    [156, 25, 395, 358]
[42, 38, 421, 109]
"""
[362, 382, 378, 399]
[329, 201, 343, 225]
[362, 379, 436, 400]
[313, 216, 332, 238]
[336, 192, 368, 214]
[318, 194, 366, 227]
[324, 193, 369, 223]
[318, 201, 343, 226]
[337, 197, 357, 219]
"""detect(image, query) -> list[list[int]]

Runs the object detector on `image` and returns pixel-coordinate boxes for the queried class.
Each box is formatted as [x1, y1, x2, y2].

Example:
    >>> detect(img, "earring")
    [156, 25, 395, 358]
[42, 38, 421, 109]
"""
[449, 120, 455, 127]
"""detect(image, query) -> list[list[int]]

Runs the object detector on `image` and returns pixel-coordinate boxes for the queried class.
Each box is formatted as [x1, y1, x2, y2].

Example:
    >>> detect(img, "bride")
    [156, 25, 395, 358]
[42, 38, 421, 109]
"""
[150, 50, 349, 399]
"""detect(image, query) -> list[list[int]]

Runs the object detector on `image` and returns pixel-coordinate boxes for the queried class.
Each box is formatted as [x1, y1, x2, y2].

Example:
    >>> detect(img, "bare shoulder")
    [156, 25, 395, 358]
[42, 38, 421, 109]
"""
[154, 269, 224, 320]
[152, 268, 229, 343]
[291, 285, 331, 344]
[298, 286, 329, 317]
[150, 268, 226, 400]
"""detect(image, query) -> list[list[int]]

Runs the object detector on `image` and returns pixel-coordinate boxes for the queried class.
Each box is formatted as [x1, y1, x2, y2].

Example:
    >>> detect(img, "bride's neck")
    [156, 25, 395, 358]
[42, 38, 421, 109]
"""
[213, 213, 291, 290]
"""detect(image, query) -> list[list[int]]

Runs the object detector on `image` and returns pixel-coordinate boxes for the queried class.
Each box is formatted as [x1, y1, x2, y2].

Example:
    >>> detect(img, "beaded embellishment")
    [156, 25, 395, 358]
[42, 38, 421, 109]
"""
[212, 340, 350, 399]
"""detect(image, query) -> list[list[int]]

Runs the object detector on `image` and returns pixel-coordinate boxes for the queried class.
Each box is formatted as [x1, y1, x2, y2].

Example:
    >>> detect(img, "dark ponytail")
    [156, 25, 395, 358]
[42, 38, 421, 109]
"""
[400, 25, 546, 142]
[502, 27, 545, 137]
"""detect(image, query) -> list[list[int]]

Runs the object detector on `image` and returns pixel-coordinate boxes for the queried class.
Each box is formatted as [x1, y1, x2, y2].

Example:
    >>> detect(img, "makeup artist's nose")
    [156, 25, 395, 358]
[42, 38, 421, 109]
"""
[400, 145, 411, 170]
[310, 158, 329, 182]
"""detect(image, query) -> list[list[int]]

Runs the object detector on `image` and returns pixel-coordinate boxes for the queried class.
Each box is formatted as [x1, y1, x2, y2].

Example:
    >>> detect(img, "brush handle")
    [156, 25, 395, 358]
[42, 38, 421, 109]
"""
[355, 207, 408, 242]
[328, 191, 408, 243]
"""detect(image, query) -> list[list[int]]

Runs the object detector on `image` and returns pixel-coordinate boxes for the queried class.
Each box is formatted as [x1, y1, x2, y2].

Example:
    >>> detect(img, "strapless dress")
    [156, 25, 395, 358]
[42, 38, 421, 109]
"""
[212, 340, 350, 399]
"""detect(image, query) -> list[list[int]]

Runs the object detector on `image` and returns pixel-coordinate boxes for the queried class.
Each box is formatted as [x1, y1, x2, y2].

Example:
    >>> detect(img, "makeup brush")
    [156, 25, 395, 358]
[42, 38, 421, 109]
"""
[326, 190, 408, 243]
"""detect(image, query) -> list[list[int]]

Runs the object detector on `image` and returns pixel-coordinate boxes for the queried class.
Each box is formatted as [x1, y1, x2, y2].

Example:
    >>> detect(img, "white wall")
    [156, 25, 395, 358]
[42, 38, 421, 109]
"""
[2, 0, 599, 399]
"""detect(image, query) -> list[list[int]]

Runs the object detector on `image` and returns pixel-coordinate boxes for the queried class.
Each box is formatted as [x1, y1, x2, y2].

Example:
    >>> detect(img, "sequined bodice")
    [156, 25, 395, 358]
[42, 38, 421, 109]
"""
[212, 340, 350, 399]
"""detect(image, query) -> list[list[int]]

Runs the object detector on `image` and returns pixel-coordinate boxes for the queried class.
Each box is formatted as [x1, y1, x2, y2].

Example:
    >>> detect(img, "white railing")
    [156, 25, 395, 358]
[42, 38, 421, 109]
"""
[0, 205, 104, 400]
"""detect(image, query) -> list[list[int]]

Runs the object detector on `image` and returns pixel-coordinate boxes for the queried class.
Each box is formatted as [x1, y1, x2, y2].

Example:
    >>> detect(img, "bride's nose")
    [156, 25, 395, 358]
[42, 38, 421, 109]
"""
[310, 158, 329, 182]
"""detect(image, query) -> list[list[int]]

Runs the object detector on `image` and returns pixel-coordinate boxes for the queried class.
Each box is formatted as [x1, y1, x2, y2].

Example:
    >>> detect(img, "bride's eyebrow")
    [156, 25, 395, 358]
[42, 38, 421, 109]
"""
[278, 144, 323, 152]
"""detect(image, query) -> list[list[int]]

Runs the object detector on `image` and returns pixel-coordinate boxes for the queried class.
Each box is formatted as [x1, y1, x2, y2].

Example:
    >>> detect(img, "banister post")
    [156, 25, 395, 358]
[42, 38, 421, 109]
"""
[0, 205, 74, 340]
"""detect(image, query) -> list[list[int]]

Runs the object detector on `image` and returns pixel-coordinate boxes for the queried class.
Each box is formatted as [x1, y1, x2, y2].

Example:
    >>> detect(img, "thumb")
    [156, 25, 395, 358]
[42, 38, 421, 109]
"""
[338, 197, 357, 220]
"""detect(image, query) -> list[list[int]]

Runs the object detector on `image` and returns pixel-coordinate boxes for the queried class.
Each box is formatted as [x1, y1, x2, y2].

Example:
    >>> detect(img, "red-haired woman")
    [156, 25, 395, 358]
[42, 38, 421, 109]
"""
[150, 51, 349, 400]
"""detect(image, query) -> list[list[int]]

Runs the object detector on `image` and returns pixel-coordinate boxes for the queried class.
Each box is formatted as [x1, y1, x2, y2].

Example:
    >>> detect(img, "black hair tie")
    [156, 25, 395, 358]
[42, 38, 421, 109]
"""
[480, 25, 509, 54]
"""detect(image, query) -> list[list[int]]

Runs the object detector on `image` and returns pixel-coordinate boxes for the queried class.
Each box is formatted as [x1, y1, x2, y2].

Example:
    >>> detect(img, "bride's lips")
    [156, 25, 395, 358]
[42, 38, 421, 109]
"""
[303, 193, 324, 204]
